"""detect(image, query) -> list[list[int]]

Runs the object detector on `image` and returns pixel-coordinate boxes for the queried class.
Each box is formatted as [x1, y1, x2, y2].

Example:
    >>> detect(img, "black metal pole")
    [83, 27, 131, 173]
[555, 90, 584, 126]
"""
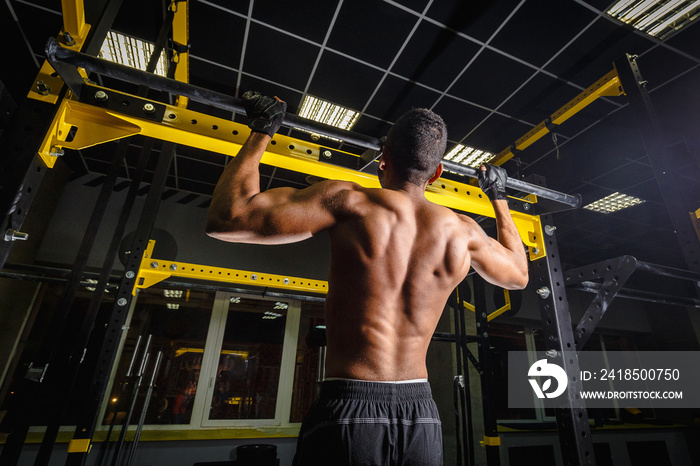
[457, 282, 475, 466]
[451, 290, 465, 466]
[43, 38, 584, 210]
[124, 351, 162, 466]
[66, 141, 175, 466]
[94, 336, 143, 466]
[472, 275, 500, 466]
[109, 336, 151, 466]
[614, 54, 700, 277]
[44, 38, 380, 151]
[533, 213, 595, 466]
[33, 13, 173, 458]
[634, 260, 700, 283]
[441, 161, 581, 208]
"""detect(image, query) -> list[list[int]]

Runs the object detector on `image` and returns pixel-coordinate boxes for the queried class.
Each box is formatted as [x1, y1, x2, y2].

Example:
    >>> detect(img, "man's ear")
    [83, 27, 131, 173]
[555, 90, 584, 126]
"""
[428, 163, 443, 184]
[378, 148, 387, 170]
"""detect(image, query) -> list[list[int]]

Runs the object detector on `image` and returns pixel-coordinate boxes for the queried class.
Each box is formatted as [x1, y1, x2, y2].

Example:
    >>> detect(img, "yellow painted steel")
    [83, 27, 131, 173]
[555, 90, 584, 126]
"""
[481, 435, 501, 446]
[27, 36, 90, 106]
[488, 289, 511, 322]
[60, 0, 90, 42]
[66, 438, 90, 453]
[38, 95, 545, 254]
[691, 209, 700, 242]
[171, 0, 190, 108]
[461, 289, 511, 321]
[491, 67, 625, 166]
[38, 97, 142, 167]
[135, 240, 329, 295]
[28, 0, 90, 105]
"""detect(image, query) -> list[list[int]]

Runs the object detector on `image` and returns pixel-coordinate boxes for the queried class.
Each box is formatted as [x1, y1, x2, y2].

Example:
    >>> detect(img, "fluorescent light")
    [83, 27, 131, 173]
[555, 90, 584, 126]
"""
[164, 289, 183, 298]
[230, 296, 241, 304]
[167, 303, 180, 309]
[583, 192, 645, 214]
[607, 0, 700, 39]
[297, 96, 359, 141]
[443, 144, 495, 168]
[99, 31, 168, 76]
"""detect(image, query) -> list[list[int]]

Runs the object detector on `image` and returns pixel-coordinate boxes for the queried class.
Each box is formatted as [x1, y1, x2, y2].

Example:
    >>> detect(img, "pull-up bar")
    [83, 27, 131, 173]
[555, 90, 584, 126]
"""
[45, 37, 581, 209]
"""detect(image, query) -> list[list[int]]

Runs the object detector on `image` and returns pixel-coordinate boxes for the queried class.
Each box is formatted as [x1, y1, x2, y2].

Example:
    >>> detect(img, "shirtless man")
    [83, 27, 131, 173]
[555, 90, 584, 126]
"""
[206, 92, 529, 466]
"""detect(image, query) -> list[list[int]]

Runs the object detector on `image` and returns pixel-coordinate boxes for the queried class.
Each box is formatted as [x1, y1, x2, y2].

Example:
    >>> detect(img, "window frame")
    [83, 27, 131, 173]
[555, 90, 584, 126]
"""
[97, 288, 306, 433]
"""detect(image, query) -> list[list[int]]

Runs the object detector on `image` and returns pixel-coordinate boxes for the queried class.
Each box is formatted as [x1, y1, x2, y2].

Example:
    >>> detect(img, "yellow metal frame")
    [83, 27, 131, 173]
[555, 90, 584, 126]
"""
[691, 208, 700, 242]
[461, 289, 511, 322]
[481, 435, 501, 447]
[139, 240, 518, 324]
[28, 0, 91, 105]
[66, 438, 90, 453]
[170, 0, 190, 108]
[491, 67, 625, 166]
[135, 240, 329, 296]
[38, 92, 546, 257]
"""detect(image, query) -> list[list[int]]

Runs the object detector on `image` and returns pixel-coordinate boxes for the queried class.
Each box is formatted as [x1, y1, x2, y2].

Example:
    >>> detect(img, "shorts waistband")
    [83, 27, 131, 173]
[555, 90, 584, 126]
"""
[320, 379, 433, 403]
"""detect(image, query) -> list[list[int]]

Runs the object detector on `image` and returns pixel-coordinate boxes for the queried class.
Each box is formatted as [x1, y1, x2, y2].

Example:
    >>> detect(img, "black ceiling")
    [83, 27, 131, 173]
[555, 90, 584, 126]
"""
[5, 0, 700, 272]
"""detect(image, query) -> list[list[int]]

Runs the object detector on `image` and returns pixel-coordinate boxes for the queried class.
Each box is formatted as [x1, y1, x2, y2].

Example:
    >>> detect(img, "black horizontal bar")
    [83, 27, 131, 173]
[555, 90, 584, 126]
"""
[441, 160, 581, 208]
[574, 282, 700, 309]
[45, 38, 379, 150]
[635, 260, 700, 282]
[45, 38, 581, 209]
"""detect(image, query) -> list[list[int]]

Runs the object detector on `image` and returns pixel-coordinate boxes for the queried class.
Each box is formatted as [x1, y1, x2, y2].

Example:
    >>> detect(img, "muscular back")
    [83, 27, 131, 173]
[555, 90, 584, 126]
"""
[324, 185, 475, 381]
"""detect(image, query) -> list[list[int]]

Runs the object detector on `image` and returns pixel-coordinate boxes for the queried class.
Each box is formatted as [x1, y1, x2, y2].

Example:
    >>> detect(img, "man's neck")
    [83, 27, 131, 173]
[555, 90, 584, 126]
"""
[384, 181, 428, 201]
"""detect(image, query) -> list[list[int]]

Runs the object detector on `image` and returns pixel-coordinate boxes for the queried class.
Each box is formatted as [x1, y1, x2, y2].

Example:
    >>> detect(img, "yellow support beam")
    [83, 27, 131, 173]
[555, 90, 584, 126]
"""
[171, 0, 190, 108]
[691, 208, 700, 243]
[38, 91, 546, 256]
[461, 289, 511, 322]
[28, 0, 90, 105]
[481, 435, 501, 446]
[491, 67, 625, 166]
[135, 240, 329, 296]
[60, 0, 90, 42]
[66, 438, 90, 453]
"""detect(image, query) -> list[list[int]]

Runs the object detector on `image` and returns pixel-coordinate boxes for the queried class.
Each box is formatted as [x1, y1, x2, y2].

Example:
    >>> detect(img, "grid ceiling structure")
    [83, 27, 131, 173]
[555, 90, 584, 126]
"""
[6, 0, 700, 270]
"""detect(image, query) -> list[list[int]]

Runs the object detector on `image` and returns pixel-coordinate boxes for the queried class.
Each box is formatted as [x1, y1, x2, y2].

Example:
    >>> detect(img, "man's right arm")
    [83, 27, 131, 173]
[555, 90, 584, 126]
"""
[466, 164, 529, 290]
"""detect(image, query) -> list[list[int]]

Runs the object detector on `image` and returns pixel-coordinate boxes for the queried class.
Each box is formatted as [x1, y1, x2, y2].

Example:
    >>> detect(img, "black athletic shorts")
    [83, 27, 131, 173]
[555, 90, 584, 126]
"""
[292, 379, 443, 466]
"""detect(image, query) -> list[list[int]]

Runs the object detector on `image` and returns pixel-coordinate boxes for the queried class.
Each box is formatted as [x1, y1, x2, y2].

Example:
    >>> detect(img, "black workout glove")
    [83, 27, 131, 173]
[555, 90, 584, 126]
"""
[478, 163, 508, 201]
[241, 91, 287, 138]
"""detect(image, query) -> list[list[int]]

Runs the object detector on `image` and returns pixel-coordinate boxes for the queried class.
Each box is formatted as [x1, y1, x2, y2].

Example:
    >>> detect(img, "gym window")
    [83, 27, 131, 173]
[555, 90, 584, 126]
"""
[99, 286, 325, 431]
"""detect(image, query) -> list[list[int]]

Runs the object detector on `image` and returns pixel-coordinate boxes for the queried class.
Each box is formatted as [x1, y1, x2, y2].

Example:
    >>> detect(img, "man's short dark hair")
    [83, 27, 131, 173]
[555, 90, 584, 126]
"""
[384, 108, 447, 185]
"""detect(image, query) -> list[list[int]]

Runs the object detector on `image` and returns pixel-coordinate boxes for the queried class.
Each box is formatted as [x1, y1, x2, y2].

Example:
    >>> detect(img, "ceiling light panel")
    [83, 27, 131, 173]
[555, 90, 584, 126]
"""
[298, 96, 360, 131]
[607, 0, 700, 39]
[99, 31, 168, 77]
[583, 192, 646, 214]
[443, 144, 495, 168]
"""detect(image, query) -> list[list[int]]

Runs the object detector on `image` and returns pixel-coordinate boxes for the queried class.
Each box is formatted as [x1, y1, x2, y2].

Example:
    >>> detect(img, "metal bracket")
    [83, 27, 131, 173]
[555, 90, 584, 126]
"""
[79, 85, 167, 122]
[564, 255, 637, 351]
